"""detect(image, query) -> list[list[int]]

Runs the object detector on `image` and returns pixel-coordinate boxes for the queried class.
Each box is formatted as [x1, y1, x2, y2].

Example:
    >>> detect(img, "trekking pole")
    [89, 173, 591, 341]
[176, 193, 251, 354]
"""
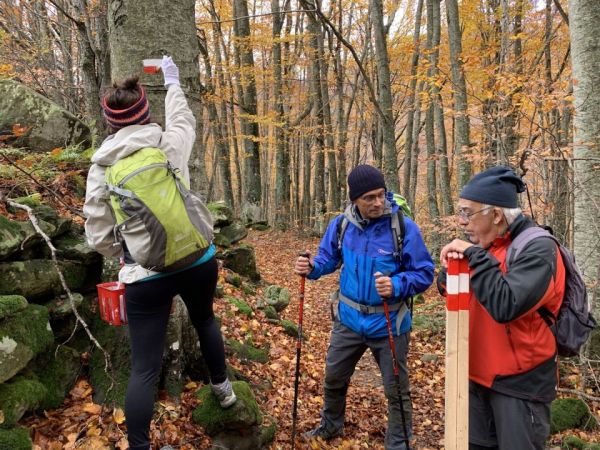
[291, 251, 309, 449]
[375, 272, 411, 450]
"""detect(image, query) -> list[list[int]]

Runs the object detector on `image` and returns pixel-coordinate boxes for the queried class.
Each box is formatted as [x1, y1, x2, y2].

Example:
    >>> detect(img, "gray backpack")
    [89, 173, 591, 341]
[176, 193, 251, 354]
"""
[506, 226, 597, 357]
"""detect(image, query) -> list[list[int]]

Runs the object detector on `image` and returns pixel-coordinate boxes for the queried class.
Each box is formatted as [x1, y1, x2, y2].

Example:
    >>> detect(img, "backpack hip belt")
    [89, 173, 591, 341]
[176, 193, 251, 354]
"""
[339, 292, 405, 314]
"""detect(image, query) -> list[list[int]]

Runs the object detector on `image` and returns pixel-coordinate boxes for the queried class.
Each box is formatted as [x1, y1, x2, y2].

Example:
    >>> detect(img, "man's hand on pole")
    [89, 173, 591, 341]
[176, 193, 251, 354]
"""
[294, 250, 313, 276]
[440, 239, 474, 268]
[374, 271, 393, 299]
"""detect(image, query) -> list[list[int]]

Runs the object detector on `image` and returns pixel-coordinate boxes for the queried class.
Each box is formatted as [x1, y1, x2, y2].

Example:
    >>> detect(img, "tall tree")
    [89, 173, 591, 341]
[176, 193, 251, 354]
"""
[445, 0, 472, 188]
[370, 0, 398, 192]
[570, 0, 600, 312]
[403, 0, 424, 203]
[232, 0, 262, 221]
[107, 0, 207, 194]
[272, 0, 290, 225]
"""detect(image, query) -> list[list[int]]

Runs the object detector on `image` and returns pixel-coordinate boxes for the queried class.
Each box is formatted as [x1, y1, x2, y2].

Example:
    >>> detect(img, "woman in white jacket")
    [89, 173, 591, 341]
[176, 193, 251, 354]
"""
[84, 56, 236, 450]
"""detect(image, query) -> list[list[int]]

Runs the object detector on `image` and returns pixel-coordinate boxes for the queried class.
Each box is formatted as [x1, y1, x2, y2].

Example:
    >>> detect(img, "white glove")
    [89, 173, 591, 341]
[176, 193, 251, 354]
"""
[161, 55, 180, 87]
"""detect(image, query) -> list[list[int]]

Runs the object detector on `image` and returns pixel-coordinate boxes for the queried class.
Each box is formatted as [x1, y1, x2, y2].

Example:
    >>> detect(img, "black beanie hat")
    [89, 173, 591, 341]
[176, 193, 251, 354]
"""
[460, 165, 526, 208]
[348, 164, 386, 201]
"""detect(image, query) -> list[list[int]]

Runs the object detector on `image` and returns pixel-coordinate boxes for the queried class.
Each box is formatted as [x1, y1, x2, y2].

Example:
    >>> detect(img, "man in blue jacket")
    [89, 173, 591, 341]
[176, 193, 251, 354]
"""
[294, 164, 434, 449]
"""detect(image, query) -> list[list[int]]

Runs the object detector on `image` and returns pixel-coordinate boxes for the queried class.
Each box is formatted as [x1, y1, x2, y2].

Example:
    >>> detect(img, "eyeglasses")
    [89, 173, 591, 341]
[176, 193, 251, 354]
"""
[457, 206, 494, 222]
[358, 191, 386, 204]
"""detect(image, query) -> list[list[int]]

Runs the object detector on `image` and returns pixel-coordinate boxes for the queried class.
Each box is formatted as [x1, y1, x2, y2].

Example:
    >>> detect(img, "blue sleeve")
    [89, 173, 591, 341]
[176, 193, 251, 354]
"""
[307, 215, 343, 280]
[391, 217, 435, 298]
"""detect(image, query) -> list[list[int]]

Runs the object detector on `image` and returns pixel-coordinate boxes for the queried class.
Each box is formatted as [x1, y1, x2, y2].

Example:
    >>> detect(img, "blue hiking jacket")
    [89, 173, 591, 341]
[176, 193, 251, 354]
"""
[308, 193, 434, 338]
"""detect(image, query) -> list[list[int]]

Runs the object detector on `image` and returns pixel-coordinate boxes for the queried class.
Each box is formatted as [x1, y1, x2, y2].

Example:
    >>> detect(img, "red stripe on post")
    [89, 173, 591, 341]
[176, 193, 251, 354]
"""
[458, 259, 470, 310]
[446, 258, 459, 311]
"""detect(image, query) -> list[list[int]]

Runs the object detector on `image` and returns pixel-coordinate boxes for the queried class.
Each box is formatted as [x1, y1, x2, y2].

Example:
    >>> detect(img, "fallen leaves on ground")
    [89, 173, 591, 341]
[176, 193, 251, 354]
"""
[20, 228, 600, 449]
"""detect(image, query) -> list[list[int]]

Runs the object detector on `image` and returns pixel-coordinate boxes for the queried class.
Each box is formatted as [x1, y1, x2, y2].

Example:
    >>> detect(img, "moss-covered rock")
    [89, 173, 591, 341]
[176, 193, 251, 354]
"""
[219, 221, 248, 245]
[0, 427, 32, 450]
[262, 306, 279, 321]
[0, 304, 53, 383]
[225, 273, 242, 288]
[213, 233, 232, 248]
[551, 398, 598, 434]
[259, 415, 277, 447]
[0, 216, 24, 261]
[221, 244, 260, 281]
[0, 296, 28, 320]
[0, 377, 47, 426]
[31, 345, 80, 410]
[207, 202, 234, 228]
[0, 79, 91, 152]
[225, 339, 268, 364]
[89, 318, 130, 407]
[562, 435, 600, 449]
[51, 232, 100, 265]
[280, 319, 303, 338]
[0, 259, 87, 301]
[225, 296, 253, 317]
[193, 381, 262, 435]
[263, 285, 291, 312]
[44, 293, 84, 320]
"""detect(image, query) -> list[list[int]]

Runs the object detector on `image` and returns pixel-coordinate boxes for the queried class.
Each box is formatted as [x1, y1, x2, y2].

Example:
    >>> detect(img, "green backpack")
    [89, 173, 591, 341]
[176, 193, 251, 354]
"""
[105, 147, 213, 272]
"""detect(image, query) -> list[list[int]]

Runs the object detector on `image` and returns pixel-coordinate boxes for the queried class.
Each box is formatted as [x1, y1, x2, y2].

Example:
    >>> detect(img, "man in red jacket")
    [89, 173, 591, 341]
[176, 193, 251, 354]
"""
[439, 166, 565, 450]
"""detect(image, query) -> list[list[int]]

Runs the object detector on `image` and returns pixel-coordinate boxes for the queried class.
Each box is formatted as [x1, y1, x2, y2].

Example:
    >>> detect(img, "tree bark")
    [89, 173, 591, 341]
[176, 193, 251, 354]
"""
[232, 0, 262, 220]
[107, 0, 207, 194]
[370, 0, 399, 192]
[569, 0, 600, 312]
[445, 0, 472, 188]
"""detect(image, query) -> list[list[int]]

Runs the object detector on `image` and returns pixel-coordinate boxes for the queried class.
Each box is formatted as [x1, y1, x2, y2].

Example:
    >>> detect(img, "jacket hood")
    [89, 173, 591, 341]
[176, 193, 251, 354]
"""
[343, 191, 398, 230]
[91, 124, 162, 166]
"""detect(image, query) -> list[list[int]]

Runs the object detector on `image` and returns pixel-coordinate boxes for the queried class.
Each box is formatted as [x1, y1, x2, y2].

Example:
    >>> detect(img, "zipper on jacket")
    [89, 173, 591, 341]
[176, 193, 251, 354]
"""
[506, 325, 523, 371]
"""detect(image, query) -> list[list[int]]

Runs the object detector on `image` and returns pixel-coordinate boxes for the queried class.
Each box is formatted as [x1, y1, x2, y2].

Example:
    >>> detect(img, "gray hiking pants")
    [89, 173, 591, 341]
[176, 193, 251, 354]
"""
[319, 320, 412, 450]
[469, 381, 551, 450]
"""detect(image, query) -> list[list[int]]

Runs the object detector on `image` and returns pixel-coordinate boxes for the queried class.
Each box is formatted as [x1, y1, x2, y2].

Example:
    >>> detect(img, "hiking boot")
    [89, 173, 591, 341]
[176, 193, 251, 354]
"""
[210, 378, 237, 408]
[302, 424, 343, 441]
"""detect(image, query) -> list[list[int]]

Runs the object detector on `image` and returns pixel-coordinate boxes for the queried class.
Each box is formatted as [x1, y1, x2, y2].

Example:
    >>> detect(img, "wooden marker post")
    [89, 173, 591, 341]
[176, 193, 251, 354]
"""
[445, 258, 470, 449]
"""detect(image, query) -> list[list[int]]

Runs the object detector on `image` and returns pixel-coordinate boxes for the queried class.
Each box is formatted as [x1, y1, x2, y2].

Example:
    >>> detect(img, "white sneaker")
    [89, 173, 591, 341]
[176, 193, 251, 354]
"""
[210, 378, 237, 408]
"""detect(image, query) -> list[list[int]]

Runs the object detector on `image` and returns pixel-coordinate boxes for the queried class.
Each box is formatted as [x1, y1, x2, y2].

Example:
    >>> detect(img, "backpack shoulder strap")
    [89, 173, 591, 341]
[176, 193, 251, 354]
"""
[390, 208, 405, 260]
[506, 226, 555, 268]
[336, 216, 349, 253]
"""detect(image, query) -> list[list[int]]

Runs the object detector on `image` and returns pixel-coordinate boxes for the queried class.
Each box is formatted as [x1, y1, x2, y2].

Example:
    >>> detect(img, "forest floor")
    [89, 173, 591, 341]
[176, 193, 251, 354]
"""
[19, 226, 600, 449]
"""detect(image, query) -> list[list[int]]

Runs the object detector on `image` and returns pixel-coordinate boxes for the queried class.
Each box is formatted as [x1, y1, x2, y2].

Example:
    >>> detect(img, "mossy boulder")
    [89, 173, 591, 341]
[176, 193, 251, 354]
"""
[551, 398, 598, 434]
[0, 296, 28, 320]
[261, 305, 279, 321]
[225, 296, 253, 317]
[30, 345, 80, 410]
[263, 285, 290, 312]
[0, 259, 87, 301]
[221, 244, 260, 281]
[0, 304, 53, 383]
[51, 232, 100, 265]
[193, 381, 262, 435]
[225, 339, 269, 364]
[213, 233, 232, 248]
[219, 221, 248, 245]
[0, 427, 32, 450]
[89, 318, 130, 407]
[44, 293, 84, 320]
[0, 377, 47, 426]
[207, 202, 234, 228]
[562, 435, 600, 449]
[280, 319, 301, 338]
[0, 79, 91, 152]
[225, 273, 242, 288]
[0, 216, 24, 261]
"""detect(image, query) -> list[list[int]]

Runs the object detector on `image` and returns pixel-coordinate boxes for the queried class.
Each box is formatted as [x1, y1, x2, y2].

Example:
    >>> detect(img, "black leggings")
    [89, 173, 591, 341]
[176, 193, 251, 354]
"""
[124, 257, 226, 450]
